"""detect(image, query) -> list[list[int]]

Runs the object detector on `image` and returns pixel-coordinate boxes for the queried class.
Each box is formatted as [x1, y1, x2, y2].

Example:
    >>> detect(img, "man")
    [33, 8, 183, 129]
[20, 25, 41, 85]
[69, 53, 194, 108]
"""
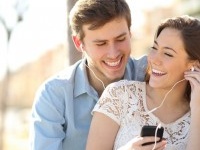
[30, 0, 147, 150]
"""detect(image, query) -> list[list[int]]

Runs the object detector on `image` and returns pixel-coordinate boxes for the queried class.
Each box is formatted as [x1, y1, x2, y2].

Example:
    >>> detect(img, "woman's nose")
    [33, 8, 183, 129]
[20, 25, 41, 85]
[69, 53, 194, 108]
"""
[148, 51, 162, 66]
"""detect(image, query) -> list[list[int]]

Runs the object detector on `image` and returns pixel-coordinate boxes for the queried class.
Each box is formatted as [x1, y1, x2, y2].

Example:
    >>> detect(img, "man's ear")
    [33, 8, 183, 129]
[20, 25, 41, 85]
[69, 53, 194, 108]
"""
[72, 36, 82, 52]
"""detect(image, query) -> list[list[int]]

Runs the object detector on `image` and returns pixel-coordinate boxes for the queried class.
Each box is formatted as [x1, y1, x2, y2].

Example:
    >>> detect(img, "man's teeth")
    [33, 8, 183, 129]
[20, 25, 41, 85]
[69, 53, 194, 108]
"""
[106, 60, 120, 66]
[152, 69, 165, 75]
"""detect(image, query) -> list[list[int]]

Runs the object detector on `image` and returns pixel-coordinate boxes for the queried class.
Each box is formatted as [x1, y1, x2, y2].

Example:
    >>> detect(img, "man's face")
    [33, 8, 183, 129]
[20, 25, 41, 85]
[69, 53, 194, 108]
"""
[82, 18, 131, 83]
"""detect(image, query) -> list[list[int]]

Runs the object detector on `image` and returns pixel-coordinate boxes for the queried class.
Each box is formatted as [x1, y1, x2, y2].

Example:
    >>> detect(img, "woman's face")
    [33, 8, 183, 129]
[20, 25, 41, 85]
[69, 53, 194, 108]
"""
[148, 27, 191, 89]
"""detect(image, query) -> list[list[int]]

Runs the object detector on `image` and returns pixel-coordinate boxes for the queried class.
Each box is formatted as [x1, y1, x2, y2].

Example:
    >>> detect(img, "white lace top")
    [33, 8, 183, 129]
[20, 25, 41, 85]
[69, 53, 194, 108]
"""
[93, 80, 191, 150]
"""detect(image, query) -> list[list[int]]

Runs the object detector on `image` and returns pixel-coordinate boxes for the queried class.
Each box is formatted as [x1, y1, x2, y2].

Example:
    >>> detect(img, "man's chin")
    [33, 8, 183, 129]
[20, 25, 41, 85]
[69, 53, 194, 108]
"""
[108, 74, 124, 82]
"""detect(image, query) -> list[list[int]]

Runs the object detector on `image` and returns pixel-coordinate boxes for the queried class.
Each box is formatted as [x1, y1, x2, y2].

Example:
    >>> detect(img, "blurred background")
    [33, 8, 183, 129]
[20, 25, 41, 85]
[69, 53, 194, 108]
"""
[0, 0, 199, 149]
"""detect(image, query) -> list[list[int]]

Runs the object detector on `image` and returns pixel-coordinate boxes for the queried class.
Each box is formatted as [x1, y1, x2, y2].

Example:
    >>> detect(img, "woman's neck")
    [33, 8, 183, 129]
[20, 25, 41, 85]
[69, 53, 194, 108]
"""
[146, 81, 188, 106]
[146, 82, 190, 124]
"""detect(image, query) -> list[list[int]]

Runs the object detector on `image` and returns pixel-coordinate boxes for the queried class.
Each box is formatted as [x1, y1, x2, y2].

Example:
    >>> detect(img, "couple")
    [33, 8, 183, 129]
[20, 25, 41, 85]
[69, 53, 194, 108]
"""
[30, 0, 200, 149]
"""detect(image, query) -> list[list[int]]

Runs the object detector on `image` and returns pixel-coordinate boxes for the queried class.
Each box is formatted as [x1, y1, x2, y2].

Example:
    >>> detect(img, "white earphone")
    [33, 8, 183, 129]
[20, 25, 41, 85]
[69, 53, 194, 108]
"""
[80, 44, 84, 52]
[191, 66, 194, 72]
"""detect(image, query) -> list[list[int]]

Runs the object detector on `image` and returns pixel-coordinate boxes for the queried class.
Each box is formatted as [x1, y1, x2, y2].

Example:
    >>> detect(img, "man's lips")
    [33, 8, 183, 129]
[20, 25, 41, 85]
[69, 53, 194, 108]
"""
[104, 59, 121, 67]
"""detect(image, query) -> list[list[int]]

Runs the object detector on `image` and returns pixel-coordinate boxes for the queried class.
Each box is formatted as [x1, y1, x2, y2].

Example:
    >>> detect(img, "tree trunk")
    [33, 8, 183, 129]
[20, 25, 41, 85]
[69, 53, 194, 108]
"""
[0, 71, 9, 150]
[66, 0, 81, 66]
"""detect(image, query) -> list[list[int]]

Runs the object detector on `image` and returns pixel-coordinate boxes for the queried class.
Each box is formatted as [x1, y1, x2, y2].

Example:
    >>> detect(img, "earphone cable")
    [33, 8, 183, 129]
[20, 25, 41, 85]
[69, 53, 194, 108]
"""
[84, 62, 106, 90]
[81, 51, 106, 90]
[147, 78, 186, 114]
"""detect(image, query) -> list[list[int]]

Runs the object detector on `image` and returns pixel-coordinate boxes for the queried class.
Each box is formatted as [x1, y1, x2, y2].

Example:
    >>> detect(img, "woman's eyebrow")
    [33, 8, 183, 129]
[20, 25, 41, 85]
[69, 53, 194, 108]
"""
[154, 40, 177, 53]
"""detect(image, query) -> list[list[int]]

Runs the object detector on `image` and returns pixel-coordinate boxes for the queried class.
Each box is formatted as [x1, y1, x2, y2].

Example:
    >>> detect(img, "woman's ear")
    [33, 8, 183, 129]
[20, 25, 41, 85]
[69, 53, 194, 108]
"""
[72, 36, 82, 52]
[188, 60, 200, 71]
[194, 60, 200, 68]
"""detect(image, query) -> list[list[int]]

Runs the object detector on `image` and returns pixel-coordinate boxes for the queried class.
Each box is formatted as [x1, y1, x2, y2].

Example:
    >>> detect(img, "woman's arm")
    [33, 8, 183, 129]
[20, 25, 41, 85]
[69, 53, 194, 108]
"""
[86, 112, 120, 150]
[186, 110, 200, 150]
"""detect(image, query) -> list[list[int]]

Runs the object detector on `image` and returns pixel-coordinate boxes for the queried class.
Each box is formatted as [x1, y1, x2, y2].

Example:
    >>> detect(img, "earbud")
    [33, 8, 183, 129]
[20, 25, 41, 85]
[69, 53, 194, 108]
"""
[191, 66, 194, 72]
[80, 44, 84, 52]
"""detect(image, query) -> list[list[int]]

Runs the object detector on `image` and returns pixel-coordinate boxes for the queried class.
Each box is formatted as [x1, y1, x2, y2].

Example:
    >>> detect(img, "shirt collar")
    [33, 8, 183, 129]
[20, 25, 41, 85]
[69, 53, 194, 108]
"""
[122, 58, 132, 80]
[74, 59, 98, 98]
[74, 58, 132, 98]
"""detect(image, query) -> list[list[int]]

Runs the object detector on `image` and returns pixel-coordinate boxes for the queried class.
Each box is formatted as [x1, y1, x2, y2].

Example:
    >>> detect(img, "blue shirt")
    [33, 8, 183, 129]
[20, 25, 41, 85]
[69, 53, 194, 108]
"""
[30, 56, 147, 150]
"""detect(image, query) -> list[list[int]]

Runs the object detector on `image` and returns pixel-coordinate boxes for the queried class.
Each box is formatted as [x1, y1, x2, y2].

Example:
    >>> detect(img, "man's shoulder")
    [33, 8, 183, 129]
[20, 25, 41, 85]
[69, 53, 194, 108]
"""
[41, 60, 83, 88]
[130, 55, 147, 65]
[126, 55, 147, 81]
[33, 60, 86, 107]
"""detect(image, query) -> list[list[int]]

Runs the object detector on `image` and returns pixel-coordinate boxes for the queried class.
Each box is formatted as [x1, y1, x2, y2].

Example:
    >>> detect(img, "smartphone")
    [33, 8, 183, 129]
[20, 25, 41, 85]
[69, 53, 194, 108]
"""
[140, 125, 164, 146]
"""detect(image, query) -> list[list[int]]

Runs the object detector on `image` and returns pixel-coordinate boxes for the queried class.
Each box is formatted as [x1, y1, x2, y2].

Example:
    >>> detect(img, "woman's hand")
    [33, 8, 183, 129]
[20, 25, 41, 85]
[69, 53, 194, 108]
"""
[118, 136, 166, 150]
[185, 63, 200, 150]
[184, 64, 200, 112]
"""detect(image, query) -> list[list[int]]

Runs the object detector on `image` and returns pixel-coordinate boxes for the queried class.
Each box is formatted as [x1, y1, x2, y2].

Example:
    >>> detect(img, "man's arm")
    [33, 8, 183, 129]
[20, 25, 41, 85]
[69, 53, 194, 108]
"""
[30, 83, 66, 150]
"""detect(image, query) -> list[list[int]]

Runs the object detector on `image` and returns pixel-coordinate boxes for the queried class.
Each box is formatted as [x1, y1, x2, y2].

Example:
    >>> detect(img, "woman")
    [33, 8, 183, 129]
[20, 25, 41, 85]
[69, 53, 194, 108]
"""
[86, 15, 200, 150]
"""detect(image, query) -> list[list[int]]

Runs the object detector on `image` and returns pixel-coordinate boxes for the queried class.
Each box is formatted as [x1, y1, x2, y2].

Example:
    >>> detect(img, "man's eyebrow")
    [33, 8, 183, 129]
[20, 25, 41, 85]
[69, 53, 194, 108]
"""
[154, 40, 177, 53]
[93, 32, 127, 43]
[115, 32, 127, 38]
[93, 39, 107, 43]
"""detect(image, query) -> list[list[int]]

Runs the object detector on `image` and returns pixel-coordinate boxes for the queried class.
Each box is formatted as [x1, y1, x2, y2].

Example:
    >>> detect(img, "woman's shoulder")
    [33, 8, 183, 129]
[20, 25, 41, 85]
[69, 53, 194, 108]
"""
[103, 80, 146, 100]
[107, 80, 146, 89]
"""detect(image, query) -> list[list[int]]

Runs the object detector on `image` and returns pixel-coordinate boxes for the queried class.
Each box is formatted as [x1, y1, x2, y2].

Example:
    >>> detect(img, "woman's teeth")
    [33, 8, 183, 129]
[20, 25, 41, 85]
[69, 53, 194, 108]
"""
[152, 69, 166, 75]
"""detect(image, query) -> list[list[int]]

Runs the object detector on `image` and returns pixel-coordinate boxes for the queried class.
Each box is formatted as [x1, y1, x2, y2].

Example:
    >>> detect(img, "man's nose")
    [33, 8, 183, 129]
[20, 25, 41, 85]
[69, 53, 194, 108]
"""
[107, 44, 120, 58]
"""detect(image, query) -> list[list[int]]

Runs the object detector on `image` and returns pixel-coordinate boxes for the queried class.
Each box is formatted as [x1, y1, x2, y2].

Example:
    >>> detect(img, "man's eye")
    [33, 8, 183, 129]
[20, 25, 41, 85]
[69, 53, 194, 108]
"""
[117, 37, 125, 41]
[150, 46, 157, 50]
[96, 42, 106, 46]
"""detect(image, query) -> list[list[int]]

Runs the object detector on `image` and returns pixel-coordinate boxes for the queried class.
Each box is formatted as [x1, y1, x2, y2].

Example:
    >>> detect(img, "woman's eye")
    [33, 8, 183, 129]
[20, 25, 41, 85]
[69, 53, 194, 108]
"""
[165, 53, 173, 57]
